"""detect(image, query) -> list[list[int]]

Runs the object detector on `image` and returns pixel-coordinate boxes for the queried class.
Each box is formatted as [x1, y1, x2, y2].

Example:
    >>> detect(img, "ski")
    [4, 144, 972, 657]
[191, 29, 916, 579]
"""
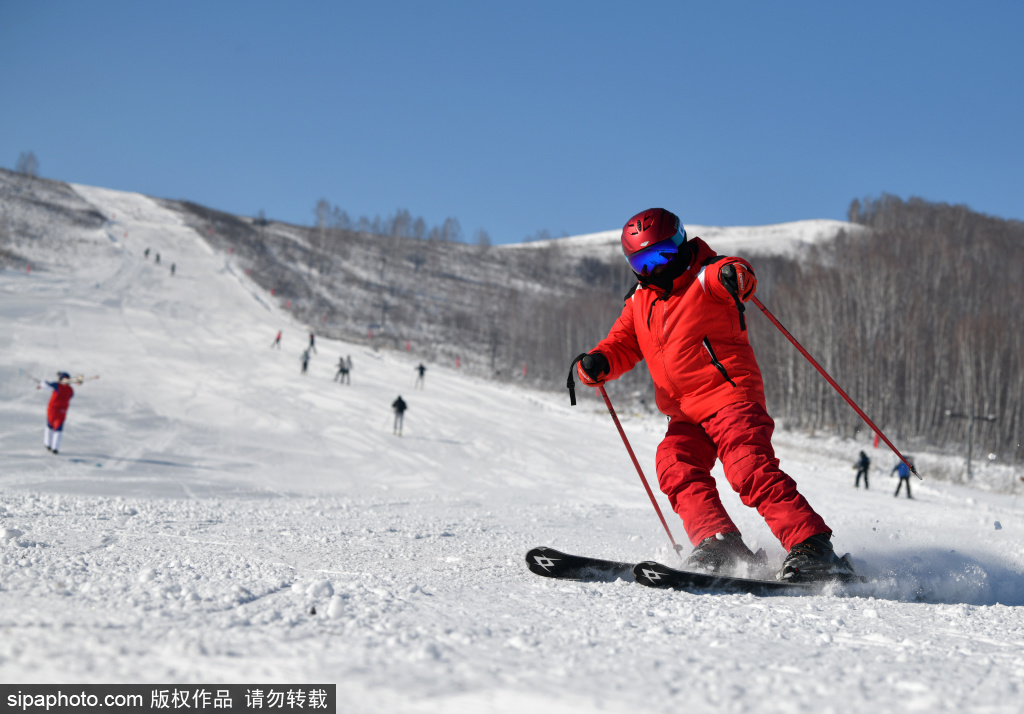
[633, 559, 862, 595]
[20, 370, 99, 386]
[526, 547, 864, 594]
[525, 546, 635, 581]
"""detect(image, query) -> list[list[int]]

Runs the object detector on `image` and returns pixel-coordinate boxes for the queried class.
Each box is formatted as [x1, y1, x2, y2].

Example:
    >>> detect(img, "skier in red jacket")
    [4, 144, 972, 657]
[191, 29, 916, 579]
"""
[575, 208, 853, 582]
[39, 372, 75, 454]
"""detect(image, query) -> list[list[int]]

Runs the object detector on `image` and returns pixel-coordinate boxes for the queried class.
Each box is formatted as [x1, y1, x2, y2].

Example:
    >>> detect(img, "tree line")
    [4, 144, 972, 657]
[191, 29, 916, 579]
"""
[313, 199, 493, 246]
[749, 195, 1024, 468]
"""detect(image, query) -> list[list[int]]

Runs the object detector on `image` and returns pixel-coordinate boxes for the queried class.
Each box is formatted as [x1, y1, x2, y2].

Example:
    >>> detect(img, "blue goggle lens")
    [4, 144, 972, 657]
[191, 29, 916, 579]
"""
[626, 238, 680, 275]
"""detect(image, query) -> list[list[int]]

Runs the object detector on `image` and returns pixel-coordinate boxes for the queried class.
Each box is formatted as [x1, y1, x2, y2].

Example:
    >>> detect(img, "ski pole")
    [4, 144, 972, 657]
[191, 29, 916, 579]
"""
[598, 385, 685, 559]
[750, 296, 921, 480]
[18, 368, 42, 383]
[567, 355, 684, 558]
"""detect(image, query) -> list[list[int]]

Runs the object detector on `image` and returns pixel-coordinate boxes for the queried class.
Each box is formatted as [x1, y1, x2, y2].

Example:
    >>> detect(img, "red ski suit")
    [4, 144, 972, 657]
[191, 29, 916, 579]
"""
[46, 382, 74, 430]
[579, 238, 829, 550]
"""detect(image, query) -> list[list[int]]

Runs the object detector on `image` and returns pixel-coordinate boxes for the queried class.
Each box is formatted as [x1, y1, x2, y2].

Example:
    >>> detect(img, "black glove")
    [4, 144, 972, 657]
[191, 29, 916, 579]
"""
[720, 263, 738, 297]
[720, 262, 756, 301]
[580, 352, 610, 381]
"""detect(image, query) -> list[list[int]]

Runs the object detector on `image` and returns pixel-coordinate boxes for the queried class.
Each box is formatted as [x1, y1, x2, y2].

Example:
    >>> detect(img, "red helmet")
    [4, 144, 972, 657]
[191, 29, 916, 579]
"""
[620, 208, 688, 275]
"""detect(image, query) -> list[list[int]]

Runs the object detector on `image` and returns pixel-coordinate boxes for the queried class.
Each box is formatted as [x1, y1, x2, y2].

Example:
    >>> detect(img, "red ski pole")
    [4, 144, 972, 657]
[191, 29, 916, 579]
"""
[597, 385, 685, 558]
[750, 296, 921, 480]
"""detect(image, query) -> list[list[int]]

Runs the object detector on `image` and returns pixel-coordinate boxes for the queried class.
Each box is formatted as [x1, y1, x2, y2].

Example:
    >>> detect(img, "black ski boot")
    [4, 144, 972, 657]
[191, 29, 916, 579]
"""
[685, 532, 761, 574]
[776, 533, 855, 582]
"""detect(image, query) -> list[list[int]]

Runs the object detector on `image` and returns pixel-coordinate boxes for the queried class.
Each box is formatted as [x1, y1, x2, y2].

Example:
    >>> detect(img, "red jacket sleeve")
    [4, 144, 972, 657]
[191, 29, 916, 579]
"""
[704, 258, 757, 303]
[579, 296, 645, 385]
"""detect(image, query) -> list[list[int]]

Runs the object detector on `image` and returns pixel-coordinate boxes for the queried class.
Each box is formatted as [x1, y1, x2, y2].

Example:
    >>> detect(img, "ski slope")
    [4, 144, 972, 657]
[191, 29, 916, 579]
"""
[2, 186, 1024, 713]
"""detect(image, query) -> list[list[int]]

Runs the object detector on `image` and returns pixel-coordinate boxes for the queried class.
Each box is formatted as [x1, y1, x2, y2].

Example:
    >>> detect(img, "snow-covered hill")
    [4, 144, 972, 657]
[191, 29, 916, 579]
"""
[2, 184, 1024, 713]
[505, 219, 866, 262]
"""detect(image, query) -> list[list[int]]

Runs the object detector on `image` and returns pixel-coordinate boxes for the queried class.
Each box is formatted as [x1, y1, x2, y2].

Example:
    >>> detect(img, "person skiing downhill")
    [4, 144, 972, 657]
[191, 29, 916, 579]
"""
[892, 459, 913, 498]
[414, 363, 426, 389]
[853, 450, 871, 489]
[573, 208, 854, 582]
[334, 356, 350, 384]
[38, 372, 74, 454]
[391, 395, 408, 436]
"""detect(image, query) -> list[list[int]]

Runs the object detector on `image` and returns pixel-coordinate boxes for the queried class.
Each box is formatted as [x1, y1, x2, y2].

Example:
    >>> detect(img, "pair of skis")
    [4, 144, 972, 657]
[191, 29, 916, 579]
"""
[526, 546, 860, 595]
[20, 369, 100, 386]
[65, 373, 99, 385]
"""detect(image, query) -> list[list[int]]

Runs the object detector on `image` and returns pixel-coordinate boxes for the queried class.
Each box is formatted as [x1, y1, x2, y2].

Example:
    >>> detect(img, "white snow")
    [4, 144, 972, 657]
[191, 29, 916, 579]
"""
[2, 186, 1023, 713]
[502, 219, 866, 261]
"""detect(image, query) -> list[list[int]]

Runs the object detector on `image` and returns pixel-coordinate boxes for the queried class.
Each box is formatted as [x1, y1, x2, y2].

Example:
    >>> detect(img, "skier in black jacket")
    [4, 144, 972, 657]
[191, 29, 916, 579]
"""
[853, 451, 870, 489]
[392, 396, 408, 436]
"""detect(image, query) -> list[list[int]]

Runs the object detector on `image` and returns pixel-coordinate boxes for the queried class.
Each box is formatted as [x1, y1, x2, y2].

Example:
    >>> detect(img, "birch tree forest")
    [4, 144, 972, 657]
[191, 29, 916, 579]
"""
[749, 195, 1024, 465]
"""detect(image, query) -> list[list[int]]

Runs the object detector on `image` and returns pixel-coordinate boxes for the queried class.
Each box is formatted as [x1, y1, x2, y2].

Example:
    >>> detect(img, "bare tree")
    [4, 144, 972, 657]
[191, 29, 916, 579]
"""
[331, 206, 351, 230]
[314, 199, 331, 232]
[440, 217, 462, 242]
[16, 152, 39, 177]
[389, 208, 412, 239]
[412, 217, 426, 240]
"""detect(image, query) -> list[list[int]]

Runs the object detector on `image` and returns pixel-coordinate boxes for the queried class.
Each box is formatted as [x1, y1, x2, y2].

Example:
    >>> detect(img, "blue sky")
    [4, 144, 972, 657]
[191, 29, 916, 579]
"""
[2, 2, 1022, 244]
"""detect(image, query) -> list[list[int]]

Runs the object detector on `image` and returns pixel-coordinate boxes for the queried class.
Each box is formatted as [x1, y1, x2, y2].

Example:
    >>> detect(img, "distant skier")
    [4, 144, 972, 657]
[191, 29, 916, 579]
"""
[308, 332, 317, 354]
[144, 247, 150, 259]
[271, 330, 282, 349]
[892, 460, 913, 499]
[573, 207, 853, 582]
[301, 348, 311, 374]
[334, 356, 350, 384]
[392, 395, 407, 436]
[170, 263, 176, 277]
[38, 372, 74, 454]
[155, 252, 161, 265]
[414, 363, 426, 389]
[853, 450, 870, 489]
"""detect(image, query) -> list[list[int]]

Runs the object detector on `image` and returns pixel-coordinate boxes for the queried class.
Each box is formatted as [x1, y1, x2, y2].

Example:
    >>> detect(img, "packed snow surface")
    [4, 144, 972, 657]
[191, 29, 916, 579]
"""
[2, 186, 1023, 713]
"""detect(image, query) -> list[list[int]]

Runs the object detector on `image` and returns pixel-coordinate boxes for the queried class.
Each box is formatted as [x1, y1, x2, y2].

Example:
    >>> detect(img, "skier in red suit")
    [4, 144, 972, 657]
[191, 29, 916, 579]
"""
[574, 208, 853, 582]
[39, 372, 74, 454]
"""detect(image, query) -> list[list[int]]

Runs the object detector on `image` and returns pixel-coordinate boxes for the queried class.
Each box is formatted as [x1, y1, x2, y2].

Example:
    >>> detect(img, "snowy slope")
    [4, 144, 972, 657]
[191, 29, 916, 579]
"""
[1, 186, 1024, 713]
[503, 219, 865, 262]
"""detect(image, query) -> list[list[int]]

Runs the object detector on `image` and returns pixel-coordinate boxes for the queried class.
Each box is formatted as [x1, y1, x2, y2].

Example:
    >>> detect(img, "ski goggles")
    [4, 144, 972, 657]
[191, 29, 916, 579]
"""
[625, 226, 688, 275]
